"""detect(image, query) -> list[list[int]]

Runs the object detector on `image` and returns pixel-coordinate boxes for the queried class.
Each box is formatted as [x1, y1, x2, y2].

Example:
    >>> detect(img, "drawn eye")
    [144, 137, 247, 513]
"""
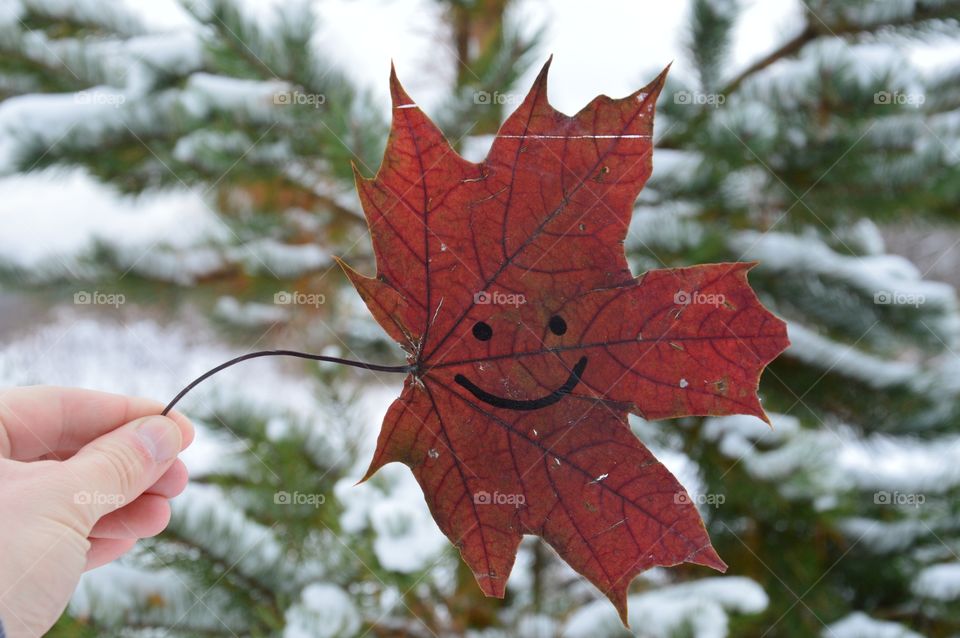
[548, 315, 567, 336]
[472, 321, 493, 341]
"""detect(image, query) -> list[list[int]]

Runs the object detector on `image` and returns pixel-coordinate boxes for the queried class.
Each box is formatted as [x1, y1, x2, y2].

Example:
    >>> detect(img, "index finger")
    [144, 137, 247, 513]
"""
[0, 385, 194, 461]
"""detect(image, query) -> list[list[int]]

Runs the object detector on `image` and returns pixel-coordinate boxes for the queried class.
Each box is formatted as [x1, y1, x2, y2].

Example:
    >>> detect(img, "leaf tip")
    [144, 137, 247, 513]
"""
[642, 62, 671, 103]
[355, 465, 376, 486]
[332, 253, 350, 272]
[335, 255, 373, 290]
[389, 60, 415, 108]
[757, 407, 775, 428]
[528, 54, 553, 101]
[693, 544, 728, 573]
[358, 447, 396, 485]
[349, 159, 369, 182]
[607, 586, 631, 628]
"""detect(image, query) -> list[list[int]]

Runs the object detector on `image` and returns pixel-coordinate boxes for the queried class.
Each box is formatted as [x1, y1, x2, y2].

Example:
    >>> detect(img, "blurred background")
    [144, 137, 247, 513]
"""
[1, 0, 960, 636]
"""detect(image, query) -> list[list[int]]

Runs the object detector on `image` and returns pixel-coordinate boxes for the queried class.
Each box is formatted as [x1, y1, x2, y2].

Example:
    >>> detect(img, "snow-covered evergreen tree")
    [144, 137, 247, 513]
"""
[1, 0, 959, 636]
[632, 1, 960, 636]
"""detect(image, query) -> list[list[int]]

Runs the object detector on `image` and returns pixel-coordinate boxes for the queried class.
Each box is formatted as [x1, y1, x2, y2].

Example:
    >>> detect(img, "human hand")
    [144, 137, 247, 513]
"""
[0, 386, 194, 637]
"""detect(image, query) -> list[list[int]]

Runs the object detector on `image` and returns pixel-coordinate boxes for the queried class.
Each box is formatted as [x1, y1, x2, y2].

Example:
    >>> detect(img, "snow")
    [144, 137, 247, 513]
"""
[706, 407, 960, 500]
[229, 238, 330, 278]
[0, 170, 228, 277]
[718, 101, 780, 142]
[335, 463, 449, 574]
[180, 72, 287, 120]
[834, 434, 960, 494]
[0, 70, 290, 169]
[0, 170, 333, 283]
[627, 202, 704, 254]
[71, 562, 249, 633]
[76, 30, 204, 95]
[214, 295, 290, 328]
[650, 148, 703, 184]
[823, 612, 924, 638]
[838, 518, 930, 554]
[705, 406, 960, 522]
[0, 311, 338, 429]
[732, 231, 957, 318]
[172, 129, 259, 164]
[122, 32, 203, 92]
[838, 219, 887, 256]
[173, 484, 295, 589]
[563, 577, 767, 638]
[912, 563, 960, 601]
[0, 91, 127, 170]
[283, 583, 361, 638]
[517, 614, 560, 638]
[831, 1, 917, 28]
[703, 412, 794, 457]
[785, 323, 918, 390]
[8, 0, 145, 36]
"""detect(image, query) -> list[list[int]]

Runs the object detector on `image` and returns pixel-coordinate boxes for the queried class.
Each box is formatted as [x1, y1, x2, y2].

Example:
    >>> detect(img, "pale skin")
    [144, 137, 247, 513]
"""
[0, 386, 194, 638]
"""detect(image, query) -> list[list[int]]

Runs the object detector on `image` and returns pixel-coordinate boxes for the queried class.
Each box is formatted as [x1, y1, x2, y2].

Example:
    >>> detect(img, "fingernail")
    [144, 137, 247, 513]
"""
[136, 417, 181, 462]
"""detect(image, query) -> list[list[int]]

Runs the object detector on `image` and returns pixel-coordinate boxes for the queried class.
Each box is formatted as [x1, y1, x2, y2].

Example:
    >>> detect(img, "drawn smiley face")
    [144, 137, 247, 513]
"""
[453, 313, 588, 411]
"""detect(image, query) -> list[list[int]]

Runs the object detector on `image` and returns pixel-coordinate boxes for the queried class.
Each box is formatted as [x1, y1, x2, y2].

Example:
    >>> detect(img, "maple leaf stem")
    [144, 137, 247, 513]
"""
[160, 350, 412, 416]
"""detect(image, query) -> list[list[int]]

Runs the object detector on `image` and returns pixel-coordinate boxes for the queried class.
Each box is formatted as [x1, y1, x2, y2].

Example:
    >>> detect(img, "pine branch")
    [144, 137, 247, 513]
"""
[158, 528, 286, 628]
[721, 23, 818, 96]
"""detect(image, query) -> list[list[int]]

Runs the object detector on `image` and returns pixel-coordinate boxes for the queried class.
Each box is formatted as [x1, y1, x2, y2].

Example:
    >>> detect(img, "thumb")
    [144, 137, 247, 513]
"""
[60, 415, 183, 527]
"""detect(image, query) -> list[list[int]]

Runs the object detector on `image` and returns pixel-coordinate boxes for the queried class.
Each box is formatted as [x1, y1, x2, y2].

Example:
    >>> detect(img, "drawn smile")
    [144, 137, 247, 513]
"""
[454, 356, 588, 411]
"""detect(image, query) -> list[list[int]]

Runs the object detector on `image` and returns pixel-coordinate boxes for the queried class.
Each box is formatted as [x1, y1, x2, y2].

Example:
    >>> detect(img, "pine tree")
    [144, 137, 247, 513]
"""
[633, 1, 960, 636]
[2, 0, 960, 636]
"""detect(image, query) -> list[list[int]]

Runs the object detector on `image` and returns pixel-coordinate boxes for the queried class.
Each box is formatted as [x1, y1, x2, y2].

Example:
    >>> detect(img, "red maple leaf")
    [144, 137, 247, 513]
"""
[338, 58, 789, 623]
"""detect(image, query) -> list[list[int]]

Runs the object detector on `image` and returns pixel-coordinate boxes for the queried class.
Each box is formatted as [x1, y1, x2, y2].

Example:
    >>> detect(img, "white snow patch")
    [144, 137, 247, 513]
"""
[283, 583, 361, 638]
[707, 410, 960, 505]
[733, 231, 956, 316]
[71, 562, 247, 632]
[838, 518, 930, 554]
[786, 322, 917, 389]
[0, 312, 336, 467]
[913, 563, 960, 601]
[229, 238, 330, 277]
[214, 296, 290, 328]
[181, 73, 287, 120]
[823, 611, 924, 638]
[563, 577, 767, 638]
[517, 614, 560, 638]
[0, 91, 127, 169]
[336, 464, 448, 573]
[834, 434, 960, 494]
[0, 170, 228, 276]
